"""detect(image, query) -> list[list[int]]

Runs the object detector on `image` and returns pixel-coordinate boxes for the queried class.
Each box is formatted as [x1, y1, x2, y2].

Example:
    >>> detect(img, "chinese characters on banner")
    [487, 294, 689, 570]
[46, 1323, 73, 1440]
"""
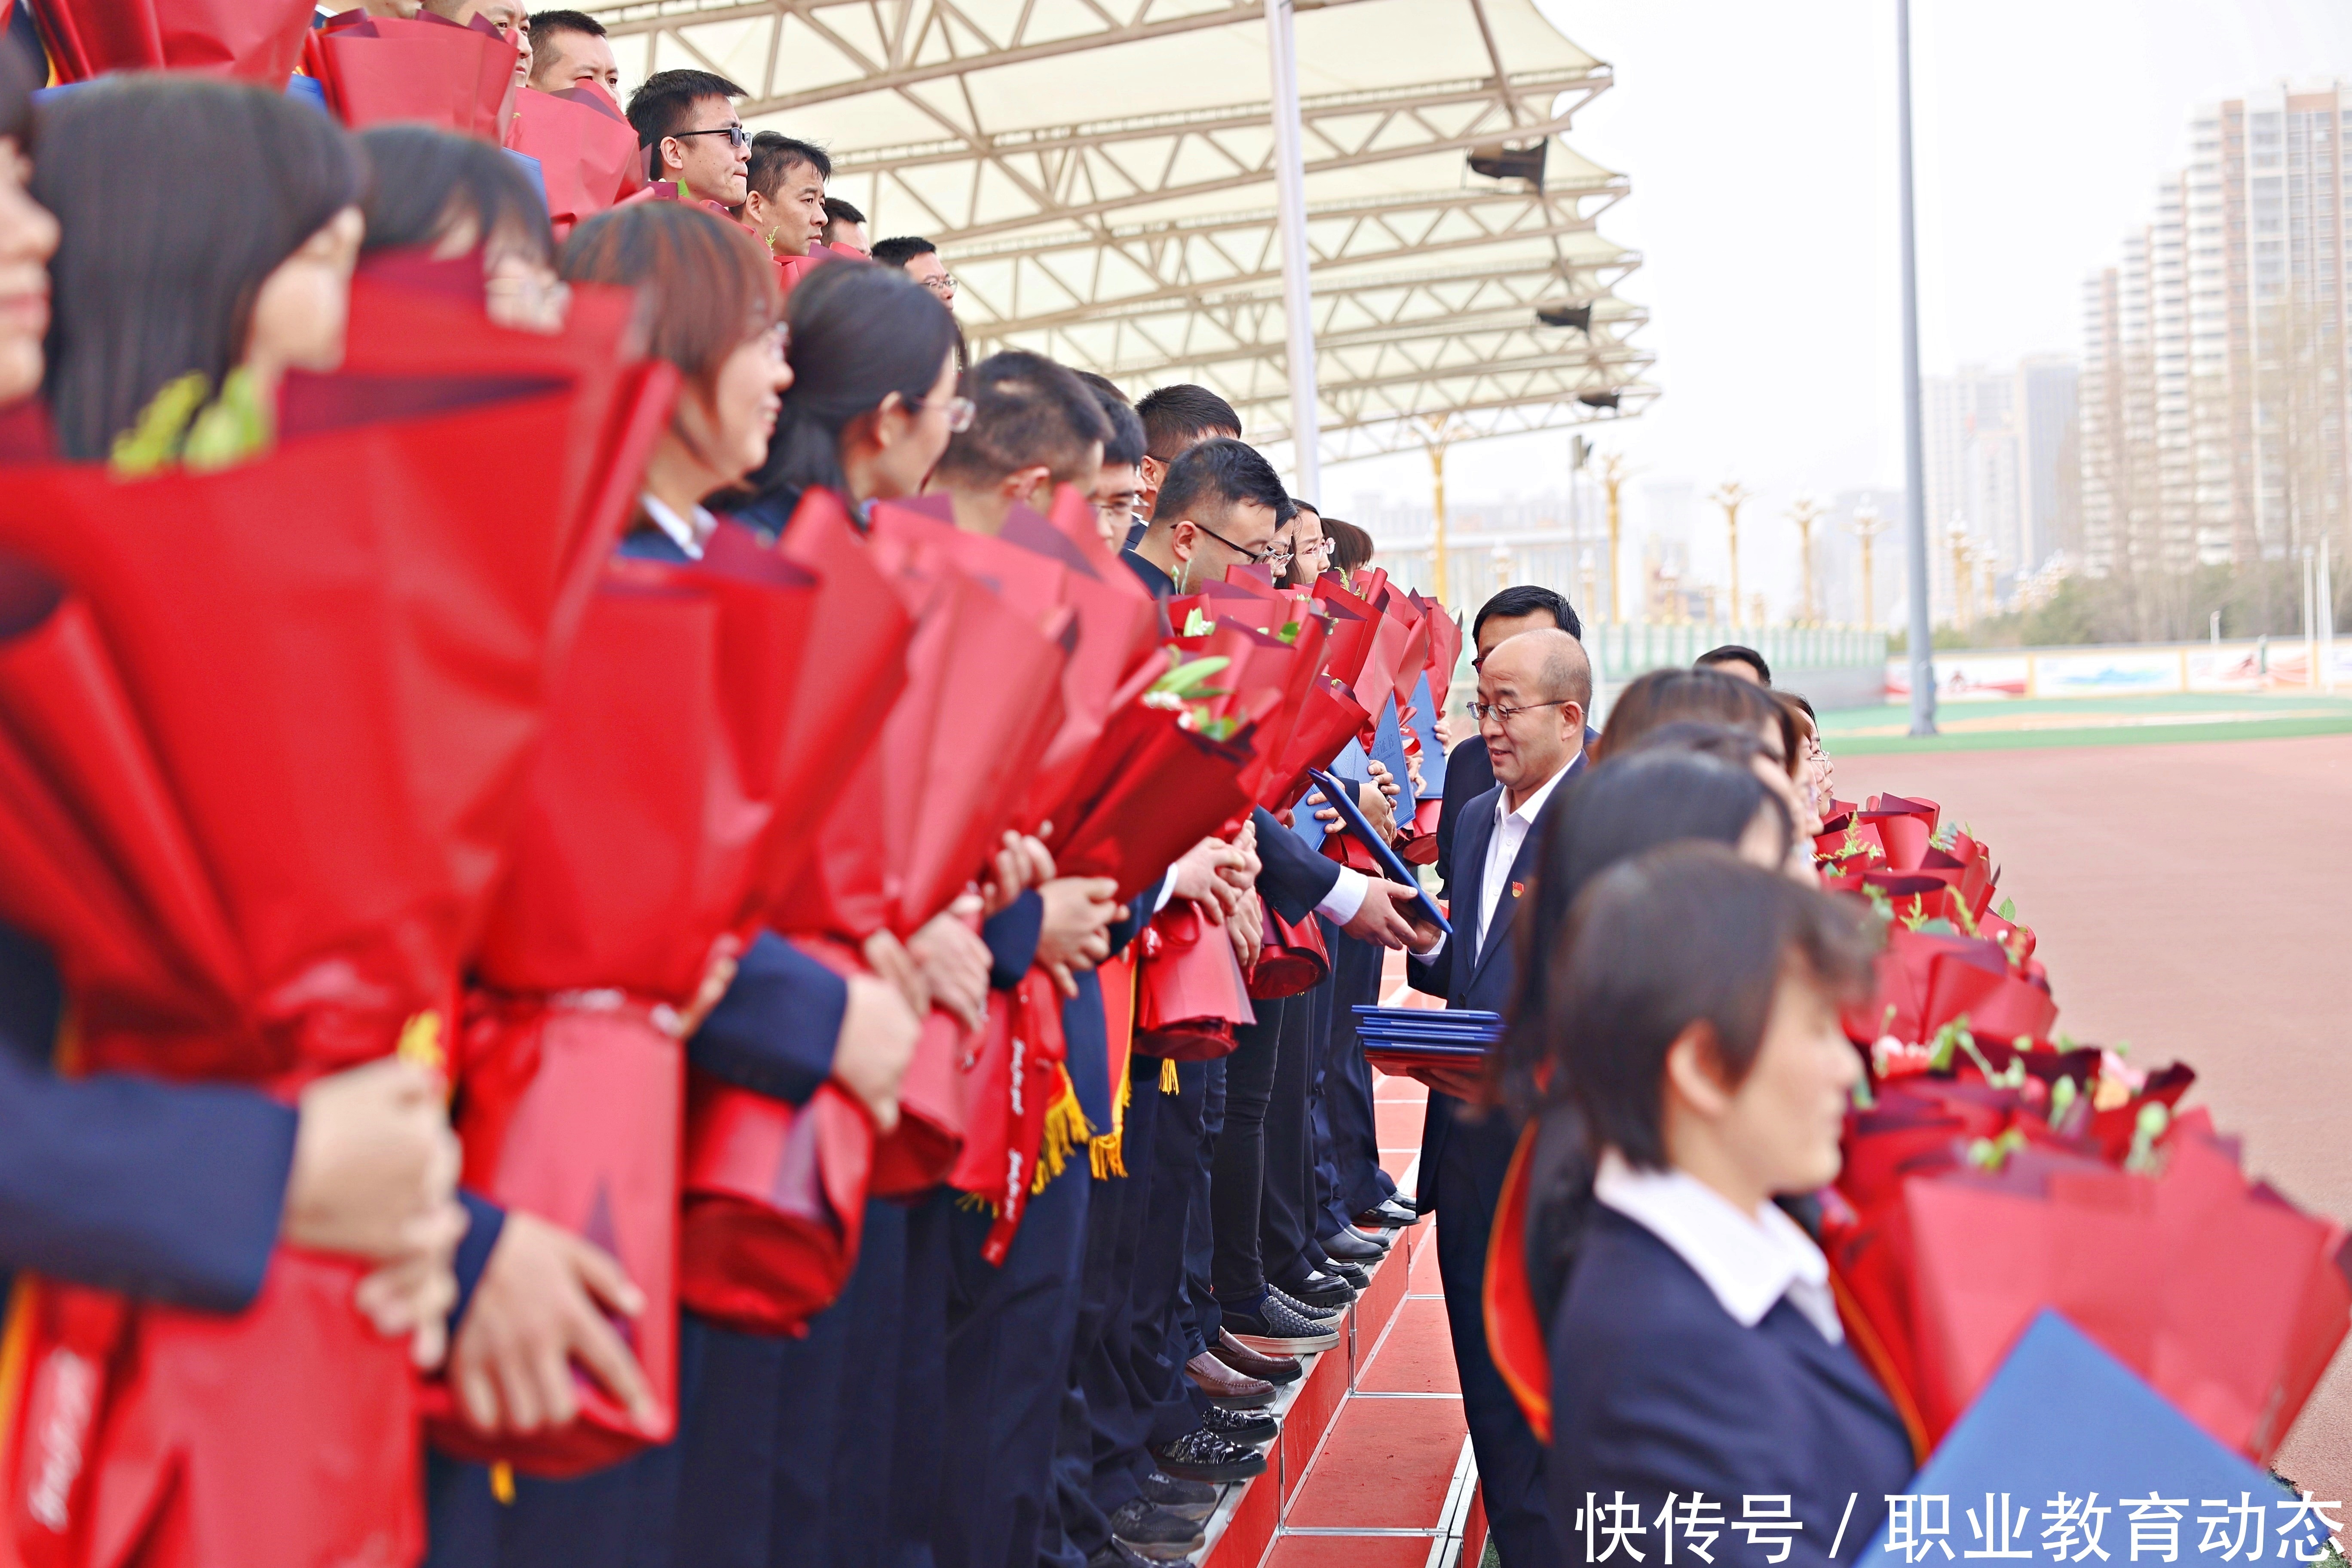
[1570, 1491, 2346, 1565]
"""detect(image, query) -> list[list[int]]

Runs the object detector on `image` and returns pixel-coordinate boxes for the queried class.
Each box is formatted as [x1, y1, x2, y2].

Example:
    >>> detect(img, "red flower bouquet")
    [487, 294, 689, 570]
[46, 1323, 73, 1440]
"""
[304, 10, 521, 142]
[429, 540, 820, 1476]
[33, 0, 315, 81]
[0, 325, 637, 1568]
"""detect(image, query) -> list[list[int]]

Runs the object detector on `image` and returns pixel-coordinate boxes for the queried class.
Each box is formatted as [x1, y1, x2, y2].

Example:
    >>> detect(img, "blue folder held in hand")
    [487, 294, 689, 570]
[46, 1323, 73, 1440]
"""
[1866, 1311, 2325, 1562]
[1308, 766, 1451, 939]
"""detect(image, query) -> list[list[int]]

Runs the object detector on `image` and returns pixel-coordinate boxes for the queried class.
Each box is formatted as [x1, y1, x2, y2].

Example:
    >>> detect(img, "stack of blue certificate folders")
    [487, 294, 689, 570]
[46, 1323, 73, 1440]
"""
[1353, 1007, 1503, 1098]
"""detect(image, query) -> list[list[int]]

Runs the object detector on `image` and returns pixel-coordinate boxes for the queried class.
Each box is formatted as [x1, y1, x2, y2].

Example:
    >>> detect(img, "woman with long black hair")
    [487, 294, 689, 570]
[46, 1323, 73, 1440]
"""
[727, 255, 966, 533]
[34, 76, 364, 463]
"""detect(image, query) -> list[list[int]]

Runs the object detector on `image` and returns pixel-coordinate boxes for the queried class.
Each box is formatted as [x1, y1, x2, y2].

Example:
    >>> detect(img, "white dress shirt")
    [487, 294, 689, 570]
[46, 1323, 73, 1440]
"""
[1417, 758, 1573, 964]
[1592, 1148, 1844, 1344]
[640, 493, 718, 560]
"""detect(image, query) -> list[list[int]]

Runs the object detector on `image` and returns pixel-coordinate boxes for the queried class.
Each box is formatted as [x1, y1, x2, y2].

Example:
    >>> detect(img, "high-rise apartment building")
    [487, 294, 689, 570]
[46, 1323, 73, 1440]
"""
[2085, 79, 2351, 575]
[1920, 360, 2079, 618]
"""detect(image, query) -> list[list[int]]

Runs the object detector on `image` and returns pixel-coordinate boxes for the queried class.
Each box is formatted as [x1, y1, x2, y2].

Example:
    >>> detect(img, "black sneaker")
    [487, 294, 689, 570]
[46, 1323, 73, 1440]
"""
[1107, 1498, 1207, 1561]
[1200, 1403, 1280, 1446]
[1139, 1469, 1219, 1520]
[1150, 1427, 1270, 1483]
[1267, 1284, 1344, 1323]
[1273, 1269, 1354, 1311]
[1088, 1540, 1168, 1568]
[1222, 1294, 1340, 1355]
[1320, 1258, 1371, 1292]
[1357, 1199, 1423, 1230]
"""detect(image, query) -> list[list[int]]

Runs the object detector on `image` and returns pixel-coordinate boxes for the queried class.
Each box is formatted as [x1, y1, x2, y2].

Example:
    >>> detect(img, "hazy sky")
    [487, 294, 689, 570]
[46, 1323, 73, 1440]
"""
[1320, 0, 2352, 613]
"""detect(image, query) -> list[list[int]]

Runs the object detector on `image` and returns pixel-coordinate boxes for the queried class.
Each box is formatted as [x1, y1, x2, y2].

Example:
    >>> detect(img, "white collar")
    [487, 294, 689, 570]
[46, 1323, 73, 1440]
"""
[641, 493, 717, 560]
[1593, 1148, 1843, 1343]
[1494, 753, 1574, 830]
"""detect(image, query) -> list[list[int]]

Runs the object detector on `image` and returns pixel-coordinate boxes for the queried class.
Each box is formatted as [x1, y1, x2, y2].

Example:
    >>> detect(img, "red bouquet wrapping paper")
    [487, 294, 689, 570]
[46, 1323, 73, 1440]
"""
[944, 974, 1069, 1264]
[32, 0, 314, 81]
[1134, 905, 1255, 1063]
[1247, 906, 1329, 1000]
[304, 10, 521, 142]
[428, 545, 818, 1474]
[0, 333, 632, 1567]
[677, 1076, 874, 1335]
[504, 82, 646, 239]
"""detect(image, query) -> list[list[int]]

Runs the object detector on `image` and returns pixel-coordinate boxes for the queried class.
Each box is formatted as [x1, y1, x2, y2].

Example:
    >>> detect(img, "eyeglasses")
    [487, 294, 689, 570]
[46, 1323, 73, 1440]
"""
[918, 274, 958, 295]
[914, 394, 976, 432]
[756, 322, 791, 362]
[1185, 520, 1279, 566]
[1469, 698, 1573, 724]
[672, 125, 749, 150]
[1292, 537, 1334, 562]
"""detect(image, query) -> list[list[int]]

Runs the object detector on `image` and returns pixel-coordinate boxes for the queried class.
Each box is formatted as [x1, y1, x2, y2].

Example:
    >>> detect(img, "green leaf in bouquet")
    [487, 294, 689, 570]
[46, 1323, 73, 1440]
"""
[1913, 917, 1959, 937]
[1997, 897, 2018, 921]
[1926, 1017, 1972, 1072]
[1851, 1075, 1876, 1111]
[1277, 620, 1303, 645]
[1864, 884, 1894, 921]
[1182, 606, 1215, 637]
[1966, 1127, 2026, 1172]
[109, 371, 211, 477]
[181, 368, 273, 472]
[2046, 1073, 2079, 1128]
[2124, 1100, 2171, 1176]
[1154, 655, 1231, 698]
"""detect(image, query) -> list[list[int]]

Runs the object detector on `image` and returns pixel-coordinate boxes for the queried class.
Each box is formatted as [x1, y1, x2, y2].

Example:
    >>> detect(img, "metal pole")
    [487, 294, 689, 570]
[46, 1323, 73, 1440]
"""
[1428, 438, 1450, 606]
[1265, 0, 1321, 501]
[2321, 538, 2336, 693]
[1896, 0, 1936, 733]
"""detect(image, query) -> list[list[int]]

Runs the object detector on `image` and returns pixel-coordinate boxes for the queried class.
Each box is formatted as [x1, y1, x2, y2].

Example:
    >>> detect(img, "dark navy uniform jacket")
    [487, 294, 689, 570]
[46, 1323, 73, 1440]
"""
[1549, 1207, 1914, 1568]
[0, 923, 297, 1314]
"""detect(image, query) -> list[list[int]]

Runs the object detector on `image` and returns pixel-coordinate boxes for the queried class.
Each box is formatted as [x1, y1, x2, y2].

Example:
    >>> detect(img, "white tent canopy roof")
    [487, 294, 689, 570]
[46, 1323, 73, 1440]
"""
[582, 0, 1654, 459]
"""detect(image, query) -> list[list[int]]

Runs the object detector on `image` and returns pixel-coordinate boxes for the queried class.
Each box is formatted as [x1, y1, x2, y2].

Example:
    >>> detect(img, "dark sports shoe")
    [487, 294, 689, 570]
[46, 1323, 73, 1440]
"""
[1088, 1539, 1168, 1568]
[1268, 1284, 1344, 1322]
[1357, 1199, 1423, 1230]
[1222, 1293, 1340, 1355]
[1150, 1427, 1271, 1483]
[1273, 1269, 1355, 1310]
[1107, 1498, 1206, 1560]
[1200, 1403, 1280, 1446]
[1320, 1257, 1371, 1292]
[1139, 1469, 1219, 1520]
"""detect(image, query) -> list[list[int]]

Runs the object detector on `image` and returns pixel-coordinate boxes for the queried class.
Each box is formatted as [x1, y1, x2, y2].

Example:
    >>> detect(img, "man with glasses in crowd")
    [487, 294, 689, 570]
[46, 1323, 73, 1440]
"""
[625, 68, 750, 211]
[1436, 585, 1596, 894]
[1404, 626, 1590, 1568]
[873, 235, 957, 312]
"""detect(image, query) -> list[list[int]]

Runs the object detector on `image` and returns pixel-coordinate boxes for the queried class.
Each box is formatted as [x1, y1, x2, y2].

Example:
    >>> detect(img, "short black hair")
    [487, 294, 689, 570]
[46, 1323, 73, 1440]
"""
[1093, 391, 1147, 470]
[747, 131, 829, 198]
[1136, 383, 1242, 461]
[1474, 584, 1583, 643]
[526, 9, 604, 76]
[1556, 844, 1871, 1170]
[935, 350, 1113, 490]
[870, 236, 938, 269]
[1696, 643, 1771, 684]
[822, 195, 865, 225]
[625, 69, 745, 150]
[1152, 438, 1295, 530]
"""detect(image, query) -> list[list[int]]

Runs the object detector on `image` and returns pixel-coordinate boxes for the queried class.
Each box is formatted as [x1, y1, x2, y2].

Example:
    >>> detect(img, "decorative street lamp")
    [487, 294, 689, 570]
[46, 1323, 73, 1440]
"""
[1710, 481, 1753, 628]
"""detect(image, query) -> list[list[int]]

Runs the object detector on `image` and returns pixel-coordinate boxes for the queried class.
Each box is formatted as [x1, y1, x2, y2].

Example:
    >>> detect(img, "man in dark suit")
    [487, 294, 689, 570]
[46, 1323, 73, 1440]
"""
[1436, 585, 1587, 896]
[1405, 626, 1592, 1568]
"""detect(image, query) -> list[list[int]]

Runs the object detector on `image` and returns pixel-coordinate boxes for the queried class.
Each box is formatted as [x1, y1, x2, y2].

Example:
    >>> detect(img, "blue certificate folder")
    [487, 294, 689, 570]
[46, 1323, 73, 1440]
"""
[1307, 767, 1452, 939]
[1354, 1007, 1502, 1059]
[1864, 1311, 2315, 1559]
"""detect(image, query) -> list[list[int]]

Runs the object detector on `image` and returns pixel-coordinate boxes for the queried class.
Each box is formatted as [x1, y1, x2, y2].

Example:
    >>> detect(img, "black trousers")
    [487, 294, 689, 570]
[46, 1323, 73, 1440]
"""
[1206, 998, 1285, 1303]
[1257, 990, 1317, 1288]
[1316, 925, 1395, 1231]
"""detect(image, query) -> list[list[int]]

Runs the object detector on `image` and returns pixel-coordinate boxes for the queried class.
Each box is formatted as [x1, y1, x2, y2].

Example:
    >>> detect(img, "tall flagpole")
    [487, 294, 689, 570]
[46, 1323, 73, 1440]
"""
[1897, 0, 1937, 733]
[1265, 0, 1321, 501]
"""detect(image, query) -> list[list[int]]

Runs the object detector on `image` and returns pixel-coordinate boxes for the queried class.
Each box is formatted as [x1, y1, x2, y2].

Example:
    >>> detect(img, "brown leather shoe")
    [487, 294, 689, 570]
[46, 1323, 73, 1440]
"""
[1213, 1328, 1302, 1385]
[1187, 1351, 1276, 1409]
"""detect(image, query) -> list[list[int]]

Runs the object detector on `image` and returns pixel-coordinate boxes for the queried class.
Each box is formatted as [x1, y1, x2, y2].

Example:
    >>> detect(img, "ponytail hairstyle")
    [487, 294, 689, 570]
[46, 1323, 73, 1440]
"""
[744, 257, 959, 506]
[35, 77, 362, 460]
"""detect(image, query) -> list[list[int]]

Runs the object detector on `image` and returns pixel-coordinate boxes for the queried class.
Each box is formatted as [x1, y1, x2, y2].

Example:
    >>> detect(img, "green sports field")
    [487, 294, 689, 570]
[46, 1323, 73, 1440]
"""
[1820, 691, 2352, 754]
